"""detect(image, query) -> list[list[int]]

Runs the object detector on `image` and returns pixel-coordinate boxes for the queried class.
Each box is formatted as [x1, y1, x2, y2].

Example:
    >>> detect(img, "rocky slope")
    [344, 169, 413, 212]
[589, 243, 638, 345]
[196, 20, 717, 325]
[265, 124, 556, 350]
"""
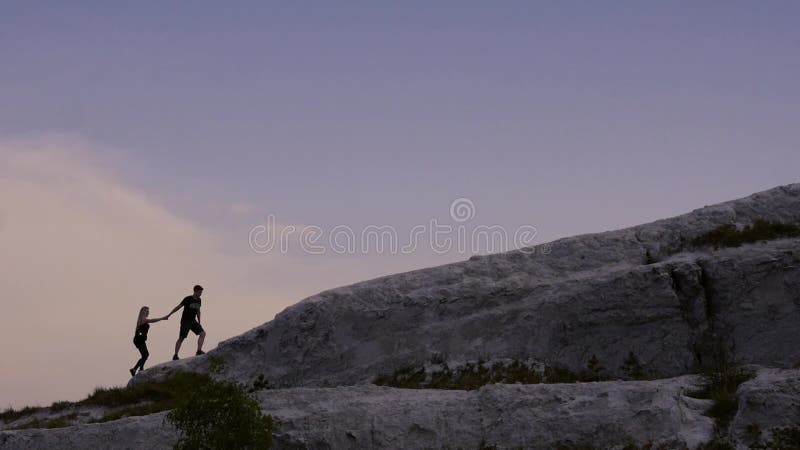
[2, 183, 800, 449]
[139, 183, 800, 389]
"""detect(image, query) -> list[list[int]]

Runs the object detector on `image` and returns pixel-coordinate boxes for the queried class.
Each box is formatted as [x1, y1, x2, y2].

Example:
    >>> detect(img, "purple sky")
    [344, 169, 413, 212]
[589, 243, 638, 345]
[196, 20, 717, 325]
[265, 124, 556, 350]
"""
[1, 1, 799, 407]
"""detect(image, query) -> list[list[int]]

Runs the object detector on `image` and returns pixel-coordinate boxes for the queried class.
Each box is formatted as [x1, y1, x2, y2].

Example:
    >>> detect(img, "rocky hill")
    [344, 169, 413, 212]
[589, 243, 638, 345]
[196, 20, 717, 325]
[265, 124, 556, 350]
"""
[2, 183, 800, 449]
[139, 183, 800, 389]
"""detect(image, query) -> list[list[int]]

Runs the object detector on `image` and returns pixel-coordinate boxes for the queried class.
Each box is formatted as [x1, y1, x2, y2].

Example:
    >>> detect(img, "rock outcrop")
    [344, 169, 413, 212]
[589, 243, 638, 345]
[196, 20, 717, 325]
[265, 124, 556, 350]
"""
[0, 375, 714, 449]
[138, 184, 800, 389]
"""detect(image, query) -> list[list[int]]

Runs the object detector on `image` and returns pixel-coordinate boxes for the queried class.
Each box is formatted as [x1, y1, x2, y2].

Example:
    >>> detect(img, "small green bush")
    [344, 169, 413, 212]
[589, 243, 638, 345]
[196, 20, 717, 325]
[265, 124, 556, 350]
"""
[250, 374, 272, 392]
[166, 377, 273, 450]
[585, 354, 607, 381]
[621, 351, 647, 380]
[687, 343, 754, 432]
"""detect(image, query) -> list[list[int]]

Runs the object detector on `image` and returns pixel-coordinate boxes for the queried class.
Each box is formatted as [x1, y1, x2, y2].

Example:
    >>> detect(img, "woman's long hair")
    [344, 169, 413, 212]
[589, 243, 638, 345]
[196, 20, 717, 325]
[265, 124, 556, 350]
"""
[135, 307, 148, 334]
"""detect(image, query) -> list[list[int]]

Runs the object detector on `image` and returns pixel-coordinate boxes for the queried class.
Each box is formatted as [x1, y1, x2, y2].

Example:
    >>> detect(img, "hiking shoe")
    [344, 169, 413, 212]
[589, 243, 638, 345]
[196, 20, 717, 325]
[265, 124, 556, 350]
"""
[172, 354, 179, 361]
[129, 368, 136, 377]
[196, 350, 205, 356]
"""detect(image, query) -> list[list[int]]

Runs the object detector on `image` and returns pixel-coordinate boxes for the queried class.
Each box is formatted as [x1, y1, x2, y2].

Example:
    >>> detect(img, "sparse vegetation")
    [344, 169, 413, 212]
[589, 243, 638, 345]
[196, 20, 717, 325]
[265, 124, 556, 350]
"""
[13, 413, 76, 430]
[622, 440, 689, 450]
[0, 406, 43, 423]
[585, 354, 607, 381]
[644, 250, 657, 265]
[690, 220, 800, 249]
[166, 376, 273, 450]
[84, 372, 210, 410]
[657, 220, 800, 258]
[477, 438, 499, 449]
[553, 441, 689, 450]
[430, 353, 446, 365]
[86, 372, 217, 423]
[621, 351, 647, 380]
[208, 356, 225, 374]
[763, 426, 800, 450]
[91, 402, 172, 424]
[49, 401, 72, 412]
[2, 372, 217, 428]
[696, 424, 800, 449]
[746, 423, 762, 447]
[0, 372, 272, 438]
[250, 374, 272, 392]
[375, 365, 428, 388]
[374, 357, 613, 390]
[687, 342, 754, 435]
[542, 364, 580, 384]
[554, 441, 597, 450]
[696, 438, 735, 450]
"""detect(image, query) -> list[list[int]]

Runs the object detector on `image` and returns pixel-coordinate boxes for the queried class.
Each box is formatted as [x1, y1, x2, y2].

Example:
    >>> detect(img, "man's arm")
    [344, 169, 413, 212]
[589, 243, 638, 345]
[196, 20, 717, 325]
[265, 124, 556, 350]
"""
[196, 309, 201, 324]
[166, 302, 183, 318]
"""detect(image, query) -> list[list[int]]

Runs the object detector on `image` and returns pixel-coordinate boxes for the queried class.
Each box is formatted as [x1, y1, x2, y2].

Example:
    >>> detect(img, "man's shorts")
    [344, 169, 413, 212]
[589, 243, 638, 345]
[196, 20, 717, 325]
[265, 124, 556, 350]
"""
[179, 320, 204, 339]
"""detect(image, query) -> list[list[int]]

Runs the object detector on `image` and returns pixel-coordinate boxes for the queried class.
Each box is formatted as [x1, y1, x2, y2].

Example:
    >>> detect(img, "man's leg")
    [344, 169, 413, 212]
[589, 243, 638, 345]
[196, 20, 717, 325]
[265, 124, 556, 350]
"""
[174, 321, 190, 359]
[174, 337, 185, 357]
[197, 331, 206, 353]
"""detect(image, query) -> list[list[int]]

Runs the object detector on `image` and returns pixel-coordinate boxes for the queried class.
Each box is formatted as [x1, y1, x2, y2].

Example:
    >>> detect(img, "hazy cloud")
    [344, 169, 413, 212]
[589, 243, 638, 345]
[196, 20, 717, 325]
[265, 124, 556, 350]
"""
[0, 135, 294, 408]
[0, 134, 474, 408]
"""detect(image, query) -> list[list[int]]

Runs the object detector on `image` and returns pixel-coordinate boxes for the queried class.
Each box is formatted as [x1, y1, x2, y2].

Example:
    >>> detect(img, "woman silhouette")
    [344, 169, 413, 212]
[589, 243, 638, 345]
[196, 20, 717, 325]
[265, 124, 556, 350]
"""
[130, 307, 169, 377]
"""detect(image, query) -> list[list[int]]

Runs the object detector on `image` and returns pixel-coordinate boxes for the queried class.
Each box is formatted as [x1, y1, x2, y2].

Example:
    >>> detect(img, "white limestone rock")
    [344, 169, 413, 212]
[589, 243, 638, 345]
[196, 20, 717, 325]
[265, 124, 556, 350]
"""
[135, 184, 800, 390]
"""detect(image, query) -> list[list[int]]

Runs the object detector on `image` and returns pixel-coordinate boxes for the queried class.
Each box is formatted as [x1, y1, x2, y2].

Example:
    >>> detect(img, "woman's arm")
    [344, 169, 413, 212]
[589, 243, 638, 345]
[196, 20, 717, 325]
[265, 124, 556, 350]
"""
[144, 316, 168, 324]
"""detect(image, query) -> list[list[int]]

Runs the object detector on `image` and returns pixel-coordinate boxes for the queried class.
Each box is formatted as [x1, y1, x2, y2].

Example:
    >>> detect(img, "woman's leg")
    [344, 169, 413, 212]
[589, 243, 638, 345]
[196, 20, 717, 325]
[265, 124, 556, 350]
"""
[135, 342, 149, 371]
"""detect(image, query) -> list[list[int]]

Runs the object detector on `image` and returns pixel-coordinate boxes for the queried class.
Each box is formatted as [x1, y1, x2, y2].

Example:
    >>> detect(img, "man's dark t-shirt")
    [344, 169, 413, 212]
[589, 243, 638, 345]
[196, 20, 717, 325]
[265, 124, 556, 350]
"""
[180, 295, 201, 322]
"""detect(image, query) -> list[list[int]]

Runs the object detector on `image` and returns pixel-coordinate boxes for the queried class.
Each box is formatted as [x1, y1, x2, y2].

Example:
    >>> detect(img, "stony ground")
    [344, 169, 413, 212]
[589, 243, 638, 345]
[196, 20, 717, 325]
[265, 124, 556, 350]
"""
[2, 368, 799, 449]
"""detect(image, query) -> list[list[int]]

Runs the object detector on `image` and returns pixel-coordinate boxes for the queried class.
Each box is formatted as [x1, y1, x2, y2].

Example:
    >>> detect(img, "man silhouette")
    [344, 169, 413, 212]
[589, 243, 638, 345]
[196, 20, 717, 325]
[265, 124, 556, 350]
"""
[167, 285, 206, 360]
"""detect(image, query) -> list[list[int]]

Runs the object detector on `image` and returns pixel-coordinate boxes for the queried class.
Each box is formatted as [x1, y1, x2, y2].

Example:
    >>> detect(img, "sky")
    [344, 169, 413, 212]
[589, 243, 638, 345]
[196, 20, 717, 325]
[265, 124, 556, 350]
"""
[1, 1, 799, 408]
